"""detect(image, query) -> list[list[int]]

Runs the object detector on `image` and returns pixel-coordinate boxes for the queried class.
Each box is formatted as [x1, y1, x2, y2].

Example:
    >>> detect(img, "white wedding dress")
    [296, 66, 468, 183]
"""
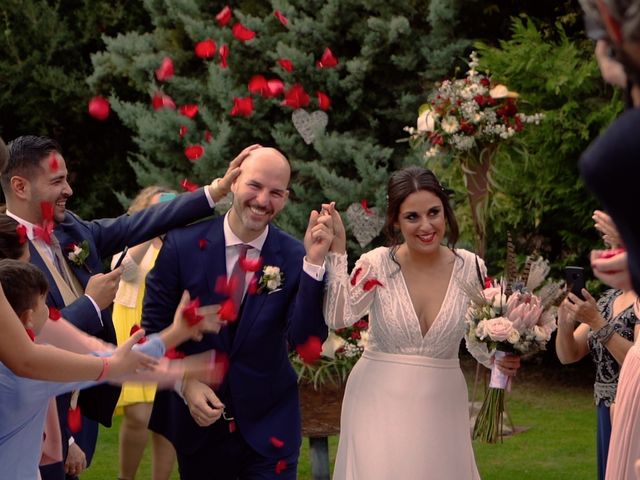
[324, 247, 488, 480]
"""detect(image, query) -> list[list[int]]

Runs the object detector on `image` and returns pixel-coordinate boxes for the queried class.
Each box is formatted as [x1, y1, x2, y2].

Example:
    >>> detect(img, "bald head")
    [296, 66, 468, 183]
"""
[240, 147, 291, 185]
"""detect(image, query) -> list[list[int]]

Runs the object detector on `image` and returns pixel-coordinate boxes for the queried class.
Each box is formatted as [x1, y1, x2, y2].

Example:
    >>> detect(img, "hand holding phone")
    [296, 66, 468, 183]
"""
[113, 246, 129, 269]
[564, 266, 586, 301]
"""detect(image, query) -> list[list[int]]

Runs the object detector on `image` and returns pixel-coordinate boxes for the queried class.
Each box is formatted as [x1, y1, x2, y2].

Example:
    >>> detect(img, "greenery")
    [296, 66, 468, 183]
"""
[85, 363, 596, 479]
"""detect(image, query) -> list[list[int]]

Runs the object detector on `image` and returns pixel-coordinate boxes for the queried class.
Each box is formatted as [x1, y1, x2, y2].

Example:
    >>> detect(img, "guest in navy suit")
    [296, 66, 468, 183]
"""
[1, 135, 258, 479]
[142, 147, 332, 479]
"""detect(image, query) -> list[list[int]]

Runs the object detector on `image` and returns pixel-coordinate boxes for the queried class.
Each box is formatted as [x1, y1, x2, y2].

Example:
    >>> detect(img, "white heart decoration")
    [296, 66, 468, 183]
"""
[291, 109, 328, 144]
[345, 203, 385, 248]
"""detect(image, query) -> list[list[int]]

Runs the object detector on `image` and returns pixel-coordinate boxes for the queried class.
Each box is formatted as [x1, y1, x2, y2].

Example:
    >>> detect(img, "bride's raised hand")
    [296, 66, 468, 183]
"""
[321, 202, 346, 254]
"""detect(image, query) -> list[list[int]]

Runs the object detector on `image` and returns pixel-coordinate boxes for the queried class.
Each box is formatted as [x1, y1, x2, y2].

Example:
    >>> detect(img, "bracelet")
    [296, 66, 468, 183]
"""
[592, 323, 616, 345]
[95, 357, 110, 381]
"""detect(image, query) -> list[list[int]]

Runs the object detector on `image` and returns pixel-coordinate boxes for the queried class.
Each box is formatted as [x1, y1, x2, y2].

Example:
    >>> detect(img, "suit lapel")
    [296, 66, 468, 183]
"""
[29, 242, 65, 307]
[231, 227, 282, 355]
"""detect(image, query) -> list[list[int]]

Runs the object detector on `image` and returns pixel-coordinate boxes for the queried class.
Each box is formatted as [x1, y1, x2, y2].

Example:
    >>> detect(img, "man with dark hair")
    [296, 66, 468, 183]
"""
[1, 134, 258, 479]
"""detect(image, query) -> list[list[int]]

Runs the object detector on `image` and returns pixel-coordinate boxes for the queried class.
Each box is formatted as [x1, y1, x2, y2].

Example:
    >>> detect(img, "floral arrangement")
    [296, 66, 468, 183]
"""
[464, 241, 563, 443]
[405, 51, 543, 160]
[291, 319, 369, 389]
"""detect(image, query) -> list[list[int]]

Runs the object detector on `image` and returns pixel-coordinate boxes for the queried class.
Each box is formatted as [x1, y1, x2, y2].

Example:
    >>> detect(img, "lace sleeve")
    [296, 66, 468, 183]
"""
[323, 252, 378, 329]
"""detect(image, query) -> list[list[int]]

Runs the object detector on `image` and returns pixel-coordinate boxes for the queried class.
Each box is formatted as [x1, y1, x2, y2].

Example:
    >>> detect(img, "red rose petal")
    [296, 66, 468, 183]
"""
[230, 97, 254, 117]
[152, 92, 176, 110]
[165, 348, 185, 360]
[26, 327, 36, 342]
[248, 75, 268, 95]
[210, 351, 229, 388]
[363, 278, 383, 292]
[185, 144, 205, 161]
[181, 179, 200, 192]
[183, 298, 204, 326]
[129, 324, 147, 344]
[275, 459, 287, 474]
[316, 47, 338, 68]
[295, 336, 322, 364]
[215, 275, 233, 296]
[88, 96, 110, 120]
[274, 11, 288, 26]
[265, 79, 284, 98]
[48, 152, 59, 172]
[360, 199, 374, 215]
[282, 84, 309, 109]
[228, 419, 236, 433]
[204, 130, 213, 142]
[198, 238, 208, 250]
[270, 436, 285, 448]
[179, 125, 188, 138]
[41, 202, 54, 222]
[179, 104, 199, 118]
[350, 267, 363, 286]
[195, 39, 217, 59]
[277, 59, 293, 72]
[599, 247, 626, 259]
[354, 319, 369, 329]
[484, 276, 493, 289]
[68, 406, 82, 433]
[33, 223, 53, 245]
[247, 275, 258, 295]
[216, 5, 232, 27]
[316, 91, 331, 111]
[16, 224, 27, 245]
[218, 298, 238, 322]
[232, 23, 256, 42]
[239, 255, 262, 272]
[155, 56, 174, 81]
[48, 306, 62, 321]
[219, 44, 229, 68]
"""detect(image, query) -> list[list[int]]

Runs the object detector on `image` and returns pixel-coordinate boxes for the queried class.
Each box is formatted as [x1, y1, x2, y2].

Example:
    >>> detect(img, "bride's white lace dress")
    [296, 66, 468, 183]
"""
[325, 247, 488, 480]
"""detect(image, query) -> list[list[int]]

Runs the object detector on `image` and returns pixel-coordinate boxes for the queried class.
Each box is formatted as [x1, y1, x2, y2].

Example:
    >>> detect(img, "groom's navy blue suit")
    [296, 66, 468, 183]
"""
[28, 188, 215, 476]
[142, 214, 327, 478]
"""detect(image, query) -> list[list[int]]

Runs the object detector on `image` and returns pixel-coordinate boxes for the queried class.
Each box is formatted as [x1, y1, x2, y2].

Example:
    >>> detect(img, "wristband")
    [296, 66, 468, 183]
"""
[96, 357, 110, 381]
[592, 323, 616, 345]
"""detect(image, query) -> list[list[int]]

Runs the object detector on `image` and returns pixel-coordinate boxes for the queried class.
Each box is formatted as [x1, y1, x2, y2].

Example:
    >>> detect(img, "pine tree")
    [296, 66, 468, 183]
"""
[88, 0, 469, 251]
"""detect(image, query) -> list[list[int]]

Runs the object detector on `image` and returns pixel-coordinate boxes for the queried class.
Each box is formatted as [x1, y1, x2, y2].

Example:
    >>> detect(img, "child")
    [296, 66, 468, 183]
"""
[0, 259, 219, 479]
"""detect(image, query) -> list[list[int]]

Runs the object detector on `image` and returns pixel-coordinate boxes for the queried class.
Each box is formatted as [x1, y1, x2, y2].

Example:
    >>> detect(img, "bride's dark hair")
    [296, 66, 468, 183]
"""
[384, 166, 459, 257]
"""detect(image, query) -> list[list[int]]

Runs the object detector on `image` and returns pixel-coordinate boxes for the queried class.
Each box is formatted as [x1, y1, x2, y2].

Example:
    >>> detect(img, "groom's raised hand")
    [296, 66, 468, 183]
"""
[304, 204, 335, 266]
[208, 144, 261, 202]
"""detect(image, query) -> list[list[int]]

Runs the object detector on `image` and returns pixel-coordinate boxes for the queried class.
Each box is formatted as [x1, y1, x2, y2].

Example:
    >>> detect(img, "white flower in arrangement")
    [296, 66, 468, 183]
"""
[425, 145, 441, 158]
[68, 245, 83, 262]
[441, 116, 460, 134]
[417, 109, 436, 133]
[507, 329, 520, 345]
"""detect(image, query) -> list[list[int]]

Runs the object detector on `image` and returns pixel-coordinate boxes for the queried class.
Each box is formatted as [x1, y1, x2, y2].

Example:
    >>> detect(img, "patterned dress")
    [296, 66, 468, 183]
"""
[324, 247, 485, 480]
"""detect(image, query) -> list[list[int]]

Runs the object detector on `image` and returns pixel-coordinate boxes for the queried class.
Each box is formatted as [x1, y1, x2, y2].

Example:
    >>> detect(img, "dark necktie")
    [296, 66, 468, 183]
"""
[230, 244, 251, 312]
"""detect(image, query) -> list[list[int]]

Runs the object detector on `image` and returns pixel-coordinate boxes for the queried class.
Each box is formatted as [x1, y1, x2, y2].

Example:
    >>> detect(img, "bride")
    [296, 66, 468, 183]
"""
[323, 166, 519, 479]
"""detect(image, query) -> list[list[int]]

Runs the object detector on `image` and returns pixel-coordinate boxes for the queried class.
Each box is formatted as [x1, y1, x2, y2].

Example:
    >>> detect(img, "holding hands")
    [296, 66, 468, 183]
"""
[304, 202, 336, 265]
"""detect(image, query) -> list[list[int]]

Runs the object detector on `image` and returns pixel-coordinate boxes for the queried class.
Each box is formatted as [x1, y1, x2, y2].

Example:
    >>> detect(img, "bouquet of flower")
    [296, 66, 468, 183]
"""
[291, 319, 369, 389]
[464, 246, 563, 443]
[405, 51, 543, 160]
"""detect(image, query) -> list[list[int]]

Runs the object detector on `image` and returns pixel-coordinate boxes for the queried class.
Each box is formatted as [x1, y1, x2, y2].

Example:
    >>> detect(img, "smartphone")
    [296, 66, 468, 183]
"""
[158, 192, 177, 203]
[113, 246, 129, 269]
[564, 266, 586, 301]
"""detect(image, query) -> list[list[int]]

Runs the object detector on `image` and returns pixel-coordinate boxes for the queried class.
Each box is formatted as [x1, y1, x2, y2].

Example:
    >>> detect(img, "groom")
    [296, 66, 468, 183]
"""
[142, 147, 331, 479]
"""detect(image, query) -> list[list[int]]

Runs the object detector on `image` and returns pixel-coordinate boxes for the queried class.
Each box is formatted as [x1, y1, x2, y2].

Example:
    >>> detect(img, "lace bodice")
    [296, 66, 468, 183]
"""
[324, 247, 488, 361]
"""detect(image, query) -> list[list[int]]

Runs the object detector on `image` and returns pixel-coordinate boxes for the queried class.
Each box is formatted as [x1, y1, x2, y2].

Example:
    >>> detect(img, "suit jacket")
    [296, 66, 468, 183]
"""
[142, 215, 328, 459]
[29, 188, 215, 466]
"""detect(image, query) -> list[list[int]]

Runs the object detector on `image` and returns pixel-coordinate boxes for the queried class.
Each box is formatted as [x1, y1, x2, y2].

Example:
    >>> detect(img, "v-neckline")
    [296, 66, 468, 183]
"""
[396, 253, 458, 340]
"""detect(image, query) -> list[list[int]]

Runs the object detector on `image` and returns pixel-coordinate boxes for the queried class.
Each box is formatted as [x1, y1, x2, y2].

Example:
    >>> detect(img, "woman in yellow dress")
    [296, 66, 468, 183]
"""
[112, 186, 177, 480]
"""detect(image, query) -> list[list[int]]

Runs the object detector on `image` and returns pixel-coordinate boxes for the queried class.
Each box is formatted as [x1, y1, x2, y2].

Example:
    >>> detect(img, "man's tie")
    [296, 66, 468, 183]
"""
[229, 244, 251, 341]
[50, 235, 72, 286]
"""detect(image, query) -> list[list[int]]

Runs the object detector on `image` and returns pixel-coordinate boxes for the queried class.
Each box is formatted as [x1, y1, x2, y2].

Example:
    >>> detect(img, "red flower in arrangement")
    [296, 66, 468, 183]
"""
[219, 44, 229, 68]
[179, 125, 188, 138]
[350, 267, 362, 286]
[354, 319, 369, 329]
[282, 84, 309, 109]
[48, 152, 59, 171]
[185, 145, 205, 161]
[316, 48, 338, 68]
[204, 130, 213, 142]
[26, 328, 36, 342]
[275, 459, 287, 474]
[265, 79, 284, 97]
[182, 298, 204, 326]
[248, 75, 268, 96]
[180, 179, 199, 192]
[179, 104, 199, 118]
[88, 96, 110, 120]
[218, 298, 238, 322]
[316, 91, 331, 111]
[195, 39, 217, 59]
[216, 5, 232, 26]
[152, 92, 176, 110]
[270, 436, 285, 448]
[155, 56, 174, 81]
[67, 407, 82, 433]
[48, 306, 62, 321]
[274, 11, 288, 26]
[198, 238, 208, 250]
[277, 59, 293, 72]
[16, 224, 27, 245]
[295, 336, 323, 364]
[129, 324, 147, 344]
[232, 23, 256, 42]
[230, 96, 254, 117]
[363, 278, 383, 292]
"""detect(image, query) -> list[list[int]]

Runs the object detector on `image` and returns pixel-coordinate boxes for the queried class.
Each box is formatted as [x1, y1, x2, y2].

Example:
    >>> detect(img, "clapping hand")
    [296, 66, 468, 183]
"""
[304, 202, 335, 266]
[593, 210, 623, 249]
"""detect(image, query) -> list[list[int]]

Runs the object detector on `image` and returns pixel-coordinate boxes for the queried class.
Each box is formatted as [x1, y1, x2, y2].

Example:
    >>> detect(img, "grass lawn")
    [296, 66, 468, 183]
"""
[85, 365, 596, 479]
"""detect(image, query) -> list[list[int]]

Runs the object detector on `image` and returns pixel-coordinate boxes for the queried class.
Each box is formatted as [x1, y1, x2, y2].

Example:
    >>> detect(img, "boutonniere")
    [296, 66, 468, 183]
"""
[259, 265, 284, 294]
[66, 240, 91, 270]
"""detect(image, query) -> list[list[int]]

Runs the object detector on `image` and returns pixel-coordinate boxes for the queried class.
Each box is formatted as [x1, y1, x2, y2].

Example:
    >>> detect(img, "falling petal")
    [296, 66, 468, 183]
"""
[275, 459, 287, 474]
[195, 39, 217, 59]
[274, 11, 289, 26]
[48, 152, 59, 171]
[295, 336, 322, 364]
[218, 299, 237, 322]
[67, 407, 82, 433]
[16, 224, 27, 245]
[165, 348, 185, 359]
[179, 125, 188, 138]
[182, 298, 204, 326]
[48, 306, 62, 321]
[350, 267, 362, 286]
[282, 84, 309, 109]
[219, 44, 229, 68]
[316, 48, 338, 68]
[198, 238, 208, 250]
[155, 57, 174, 81]
[179, 104, 199, 118]
[270, 436, 285, 448]
[88, 96, 110, 120]
[316, 91, 331, 110]
[232, 23, 256, 41]
[277, 59, 293, 72]
[129, 324, 147, 344]
[26, 328, 36, 342]
[181, 179, 199, 192]
[230, 97, 254, 117]
[363, 278, 383, 291]
[248, 75, 268, 95]
[240, 255, 262, 272]
[152, 92, 176, 110]
[265, 79, 284, 97]
[216, 5, 232, 27]
[185, 145, 205, 161]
